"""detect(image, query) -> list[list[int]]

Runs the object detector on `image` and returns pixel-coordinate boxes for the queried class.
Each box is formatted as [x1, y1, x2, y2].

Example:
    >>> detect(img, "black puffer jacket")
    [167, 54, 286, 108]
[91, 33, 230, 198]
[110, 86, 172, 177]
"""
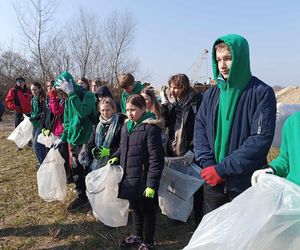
[113, 119, 165, 200]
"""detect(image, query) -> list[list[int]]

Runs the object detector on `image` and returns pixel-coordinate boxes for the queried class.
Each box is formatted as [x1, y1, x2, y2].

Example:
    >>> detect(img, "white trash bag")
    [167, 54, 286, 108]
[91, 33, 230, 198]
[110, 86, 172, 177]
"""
[158, 157, 204, 222]
[7, 114, 33, 148]
[37, 148, 67, 202]
[86, 164, 129, 227]
[37, 132, 54, 148]
[184, 174, 300, 250]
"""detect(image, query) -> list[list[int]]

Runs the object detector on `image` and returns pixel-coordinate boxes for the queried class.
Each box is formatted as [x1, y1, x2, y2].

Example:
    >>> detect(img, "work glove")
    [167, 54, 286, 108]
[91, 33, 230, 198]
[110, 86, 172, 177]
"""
[55, 77, 74, 95]
[53, 138, 63, 149]
[201, 166, 223, 186]
[144, 187, 155, 198]
[92, 146, 111, 160]
[251, 167, 274, 186]
[41, 128, 51, 137]
[184, 150, 194, 165]
[160, 86, 169, 105]
[107, 157, 119, 165]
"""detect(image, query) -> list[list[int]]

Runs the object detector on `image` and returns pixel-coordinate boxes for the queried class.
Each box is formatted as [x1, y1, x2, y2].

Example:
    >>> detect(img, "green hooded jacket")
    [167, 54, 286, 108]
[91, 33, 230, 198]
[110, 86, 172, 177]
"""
[30, 96, 42, 128]
[270, 111, 300, 186]
[120, 81, 144, 114]
[213, 34, 252, 163]
[54, 71, 97, 145]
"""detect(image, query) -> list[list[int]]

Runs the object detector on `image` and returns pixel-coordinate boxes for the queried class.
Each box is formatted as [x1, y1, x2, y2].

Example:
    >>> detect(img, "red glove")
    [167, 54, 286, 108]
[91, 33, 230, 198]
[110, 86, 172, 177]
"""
[201, 166, 223, 186]
[48, 89, 57, 99]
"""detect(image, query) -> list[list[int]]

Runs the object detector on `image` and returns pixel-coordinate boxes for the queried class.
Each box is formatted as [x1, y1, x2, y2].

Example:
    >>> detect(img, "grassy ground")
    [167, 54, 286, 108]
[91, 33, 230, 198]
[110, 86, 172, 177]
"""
[0, 113, 195, 250]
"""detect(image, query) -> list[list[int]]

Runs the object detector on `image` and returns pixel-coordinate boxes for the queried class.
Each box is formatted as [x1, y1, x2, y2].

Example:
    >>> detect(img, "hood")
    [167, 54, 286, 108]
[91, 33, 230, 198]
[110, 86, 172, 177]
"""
[54, 71, 81, 92]
[212, 34, 252, 90]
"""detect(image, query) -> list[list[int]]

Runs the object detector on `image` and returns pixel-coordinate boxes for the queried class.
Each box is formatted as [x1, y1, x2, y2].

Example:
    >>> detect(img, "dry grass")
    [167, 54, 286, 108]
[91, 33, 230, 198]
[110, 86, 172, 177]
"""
[0, 113, 194, 250]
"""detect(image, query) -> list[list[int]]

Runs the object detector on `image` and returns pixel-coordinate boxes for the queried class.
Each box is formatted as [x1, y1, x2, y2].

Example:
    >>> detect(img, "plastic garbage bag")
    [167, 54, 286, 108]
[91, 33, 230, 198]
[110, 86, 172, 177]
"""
[86, 164, 129, 227]
[158, 157, 204, 222]
[37, 148, 67, 202]
[37, 132, 54, 148]
[184, 174, 300, 250]
[7, 114, 33, 148]
[272, 103, 300, 147]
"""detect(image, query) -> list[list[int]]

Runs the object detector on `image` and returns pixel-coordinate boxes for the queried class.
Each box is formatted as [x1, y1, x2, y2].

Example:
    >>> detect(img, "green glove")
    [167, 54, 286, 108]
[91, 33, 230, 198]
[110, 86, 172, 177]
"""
[144, 187, 155, 198]
[41, 128, 51, 137]
[100, 146, 110, 158]
[107, 157, 119, 165]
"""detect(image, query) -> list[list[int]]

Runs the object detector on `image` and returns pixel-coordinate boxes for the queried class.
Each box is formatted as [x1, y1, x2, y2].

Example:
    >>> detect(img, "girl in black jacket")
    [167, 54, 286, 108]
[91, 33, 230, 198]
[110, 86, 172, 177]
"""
[115, 94, 164, 250]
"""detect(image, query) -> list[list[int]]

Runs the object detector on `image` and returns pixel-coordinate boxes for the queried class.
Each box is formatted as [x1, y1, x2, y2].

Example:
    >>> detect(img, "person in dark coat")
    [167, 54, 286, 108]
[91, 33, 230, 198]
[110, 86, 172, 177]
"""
[112, 94, 164, 250]
[194, 34, 276, 215]
[160, 73, 203, 226]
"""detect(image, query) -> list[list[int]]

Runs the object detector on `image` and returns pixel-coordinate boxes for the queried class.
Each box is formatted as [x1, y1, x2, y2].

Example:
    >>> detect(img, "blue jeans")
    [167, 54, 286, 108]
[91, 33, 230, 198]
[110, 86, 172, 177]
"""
[33, 127, 47, 167]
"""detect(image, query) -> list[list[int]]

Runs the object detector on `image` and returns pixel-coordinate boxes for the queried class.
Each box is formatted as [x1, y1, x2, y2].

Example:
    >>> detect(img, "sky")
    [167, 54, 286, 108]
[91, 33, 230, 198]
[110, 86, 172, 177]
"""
[0, 0, 300, 88]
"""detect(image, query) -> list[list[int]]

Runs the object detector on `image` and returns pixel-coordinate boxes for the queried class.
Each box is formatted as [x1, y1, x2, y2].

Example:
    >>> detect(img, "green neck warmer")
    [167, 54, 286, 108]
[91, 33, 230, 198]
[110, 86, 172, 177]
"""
[212, 34, 252, 163]
[127, 111, 155, 134]
[121, 81, 144, 113]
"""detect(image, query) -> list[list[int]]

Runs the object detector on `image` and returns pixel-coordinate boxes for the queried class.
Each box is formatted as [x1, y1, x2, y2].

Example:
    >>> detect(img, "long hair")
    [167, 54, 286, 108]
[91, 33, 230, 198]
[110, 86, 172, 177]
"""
[141, 87, 161, 118]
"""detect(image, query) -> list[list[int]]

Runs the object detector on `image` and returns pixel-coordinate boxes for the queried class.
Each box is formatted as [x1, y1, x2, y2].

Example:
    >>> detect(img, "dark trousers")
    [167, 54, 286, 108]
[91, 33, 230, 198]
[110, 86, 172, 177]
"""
[58, 142, 71, 181]
[203, 182, 240, 215]
[193, 185, 204, 226]
[15, 112, 24, 128]
[70, 144, 88, 200]
[32, 127, 47, 166]
[130, 196, 156, 244]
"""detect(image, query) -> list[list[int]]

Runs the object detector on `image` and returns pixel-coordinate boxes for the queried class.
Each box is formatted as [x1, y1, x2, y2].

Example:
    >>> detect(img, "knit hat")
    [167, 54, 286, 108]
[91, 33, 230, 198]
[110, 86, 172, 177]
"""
[96, 86, 113, 98]
[16, 77, 25, 82]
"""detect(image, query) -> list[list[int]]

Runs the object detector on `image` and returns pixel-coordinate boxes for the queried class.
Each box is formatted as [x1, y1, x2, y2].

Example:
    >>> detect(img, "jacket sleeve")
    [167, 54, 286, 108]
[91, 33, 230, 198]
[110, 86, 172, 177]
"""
[194, 92, 217, 167]
[146, 125, 165, 191]
[5, 89, 20, 112]
[60, 102, 69, 142]
[269, 119, 290, 177]
[215, 87, 277, 177]
[49, 97, 64, 115]
[68, 92, 96, 119]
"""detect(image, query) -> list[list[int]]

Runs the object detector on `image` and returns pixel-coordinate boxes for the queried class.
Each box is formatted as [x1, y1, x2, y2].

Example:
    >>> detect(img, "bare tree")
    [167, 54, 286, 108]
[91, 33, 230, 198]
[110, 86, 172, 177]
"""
[68, 8, 103, 79]
[103, 11, 137, 85]
[14, 0, 58, 83]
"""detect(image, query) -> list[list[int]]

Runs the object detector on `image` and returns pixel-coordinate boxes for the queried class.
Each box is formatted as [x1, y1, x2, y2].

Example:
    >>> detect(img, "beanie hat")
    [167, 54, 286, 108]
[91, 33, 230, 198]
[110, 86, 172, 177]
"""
[96, 86, 113, 98]
[16, 77, 25, 82]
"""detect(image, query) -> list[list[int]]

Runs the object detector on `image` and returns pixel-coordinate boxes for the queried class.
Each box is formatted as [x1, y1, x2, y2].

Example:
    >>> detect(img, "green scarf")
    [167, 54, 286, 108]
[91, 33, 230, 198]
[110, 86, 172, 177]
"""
[212, 34, 252, 163]
[120, 81, 144, 113]
[127, 111, 155, 134]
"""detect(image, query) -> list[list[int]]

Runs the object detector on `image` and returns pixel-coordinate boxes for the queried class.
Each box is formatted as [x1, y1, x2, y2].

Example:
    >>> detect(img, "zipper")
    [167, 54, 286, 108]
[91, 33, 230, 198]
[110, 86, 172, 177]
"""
[257, 112, 263, 135]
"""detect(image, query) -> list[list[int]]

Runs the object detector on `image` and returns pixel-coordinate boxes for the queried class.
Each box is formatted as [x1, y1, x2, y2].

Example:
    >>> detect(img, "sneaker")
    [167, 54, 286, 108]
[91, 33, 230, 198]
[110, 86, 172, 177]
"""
[138, 243, 155, 250]
[67, 197, 89, 212]
[119, 235, 143, 248]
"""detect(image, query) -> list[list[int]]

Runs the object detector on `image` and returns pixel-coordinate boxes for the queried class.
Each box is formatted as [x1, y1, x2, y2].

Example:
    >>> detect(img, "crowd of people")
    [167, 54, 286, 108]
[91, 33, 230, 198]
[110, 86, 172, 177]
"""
[3, 34, 300, 250]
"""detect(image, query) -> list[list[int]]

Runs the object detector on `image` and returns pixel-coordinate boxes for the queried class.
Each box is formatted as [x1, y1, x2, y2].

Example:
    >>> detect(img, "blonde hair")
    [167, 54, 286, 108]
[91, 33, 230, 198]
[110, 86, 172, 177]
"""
[99, 97, 117, 112]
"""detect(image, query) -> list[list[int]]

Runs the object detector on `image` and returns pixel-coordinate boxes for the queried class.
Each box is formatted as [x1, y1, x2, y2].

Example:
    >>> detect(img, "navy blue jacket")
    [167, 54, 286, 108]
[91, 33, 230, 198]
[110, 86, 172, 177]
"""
[194, 76, 276, 193]
[113, 120, 165, 200]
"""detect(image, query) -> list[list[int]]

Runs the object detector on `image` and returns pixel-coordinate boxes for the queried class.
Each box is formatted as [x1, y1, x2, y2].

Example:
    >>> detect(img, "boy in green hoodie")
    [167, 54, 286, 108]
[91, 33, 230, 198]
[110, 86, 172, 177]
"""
[118, 73, 144, 114]
[194, 34, 276, 214]
[53, 71, 97, 212]
[252, 111, 300, 186]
